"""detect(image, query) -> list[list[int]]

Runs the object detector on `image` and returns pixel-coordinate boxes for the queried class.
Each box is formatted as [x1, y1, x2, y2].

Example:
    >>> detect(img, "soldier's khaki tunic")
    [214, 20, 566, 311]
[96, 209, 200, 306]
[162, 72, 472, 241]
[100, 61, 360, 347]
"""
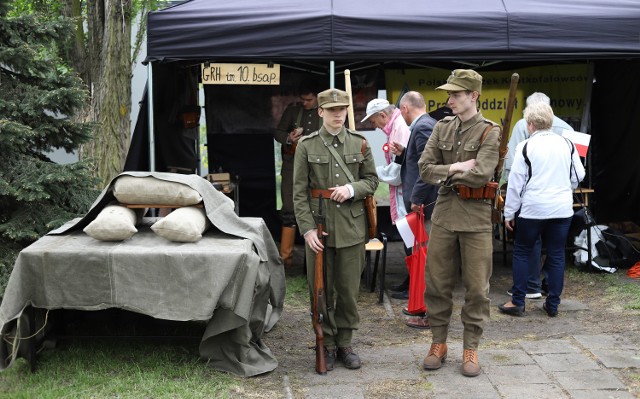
[418, 112, 500, 350]
[293, 126, 378, 347]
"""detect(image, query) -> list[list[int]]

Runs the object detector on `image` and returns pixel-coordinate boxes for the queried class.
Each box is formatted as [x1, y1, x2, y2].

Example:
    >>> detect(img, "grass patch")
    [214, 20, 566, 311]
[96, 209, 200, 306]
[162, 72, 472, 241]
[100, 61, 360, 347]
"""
[565, 266, 640, 309]
[0, 341, 237, 399]
[285, 275, 309, 308]
[606, 283, 640, 310]
[0, 273, 314, 398]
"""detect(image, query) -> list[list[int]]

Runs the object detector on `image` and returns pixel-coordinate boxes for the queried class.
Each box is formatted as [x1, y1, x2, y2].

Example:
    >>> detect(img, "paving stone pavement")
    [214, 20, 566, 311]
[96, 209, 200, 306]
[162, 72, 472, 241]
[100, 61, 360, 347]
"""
[283, 240, 639, 398]
[290, 331, 638, 399]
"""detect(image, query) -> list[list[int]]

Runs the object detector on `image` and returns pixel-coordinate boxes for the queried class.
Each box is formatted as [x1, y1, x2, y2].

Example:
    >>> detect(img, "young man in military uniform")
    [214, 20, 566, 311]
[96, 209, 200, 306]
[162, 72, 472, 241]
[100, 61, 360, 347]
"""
[293, 88, 378, 370]
[274, 83, 322, 268]
[417, 70, 501, 377]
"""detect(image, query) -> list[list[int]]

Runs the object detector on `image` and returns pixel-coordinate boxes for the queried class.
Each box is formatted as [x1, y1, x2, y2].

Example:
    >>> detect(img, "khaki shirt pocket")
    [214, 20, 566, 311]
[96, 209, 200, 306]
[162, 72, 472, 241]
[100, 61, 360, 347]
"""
[343, 152, 364, 179]
[350, 200, 365, 218]
[437, 141, 453, 151]
[308, 154, 330, 180]
[344, 153, 364, 164]
[463, 140, 481, 158]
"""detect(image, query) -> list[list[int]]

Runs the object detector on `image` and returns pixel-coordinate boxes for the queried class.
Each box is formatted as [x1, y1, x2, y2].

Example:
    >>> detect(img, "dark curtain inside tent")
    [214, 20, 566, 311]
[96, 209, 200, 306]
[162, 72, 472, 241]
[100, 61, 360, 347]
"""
[590, 59, 640, 225]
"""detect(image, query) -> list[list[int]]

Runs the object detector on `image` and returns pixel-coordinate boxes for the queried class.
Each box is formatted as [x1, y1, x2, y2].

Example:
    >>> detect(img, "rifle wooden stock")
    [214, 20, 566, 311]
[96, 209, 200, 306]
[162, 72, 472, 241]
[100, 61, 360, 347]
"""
[312, 196, 327, 375]
[495, 73, 519, 181]
[344, 69, 356, 130]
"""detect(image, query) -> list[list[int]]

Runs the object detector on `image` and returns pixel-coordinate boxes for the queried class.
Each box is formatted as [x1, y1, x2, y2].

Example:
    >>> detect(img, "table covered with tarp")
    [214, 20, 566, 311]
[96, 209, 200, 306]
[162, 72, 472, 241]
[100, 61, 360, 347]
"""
[0, 172, 286, 377]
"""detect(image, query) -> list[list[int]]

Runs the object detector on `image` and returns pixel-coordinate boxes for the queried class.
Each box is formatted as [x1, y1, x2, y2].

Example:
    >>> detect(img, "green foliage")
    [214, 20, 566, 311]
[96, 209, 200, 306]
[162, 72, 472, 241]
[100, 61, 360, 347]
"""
[0, 3, 99, 299]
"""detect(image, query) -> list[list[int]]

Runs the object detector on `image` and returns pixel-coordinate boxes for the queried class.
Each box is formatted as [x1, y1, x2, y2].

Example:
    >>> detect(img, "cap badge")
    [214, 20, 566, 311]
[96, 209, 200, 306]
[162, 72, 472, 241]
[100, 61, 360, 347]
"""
[332, 91, 338, 102]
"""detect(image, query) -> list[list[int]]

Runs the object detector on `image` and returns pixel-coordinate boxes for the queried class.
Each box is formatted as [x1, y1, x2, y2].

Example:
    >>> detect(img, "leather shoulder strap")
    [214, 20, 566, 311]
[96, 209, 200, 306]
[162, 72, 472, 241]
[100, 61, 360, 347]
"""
[480, 123, 496, 144]
[322, 136, 356, 183]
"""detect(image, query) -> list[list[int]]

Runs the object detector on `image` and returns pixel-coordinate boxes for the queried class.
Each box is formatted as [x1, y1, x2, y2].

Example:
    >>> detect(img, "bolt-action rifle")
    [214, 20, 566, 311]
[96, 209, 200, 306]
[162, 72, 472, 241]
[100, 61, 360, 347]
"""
[493, 72, 520, 213]
[312, 195, 327, 375]
[495, 72, 520, 184]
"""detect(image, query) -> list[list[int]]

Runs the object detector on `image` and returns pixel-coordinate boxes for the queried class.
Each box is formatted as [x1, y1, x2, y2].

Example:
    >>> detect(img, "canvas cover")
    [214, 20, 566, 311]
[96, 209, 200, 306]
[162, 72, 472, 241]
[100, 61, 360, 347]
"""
[0, 172, 286, 377]
[146, 0, 640, 63]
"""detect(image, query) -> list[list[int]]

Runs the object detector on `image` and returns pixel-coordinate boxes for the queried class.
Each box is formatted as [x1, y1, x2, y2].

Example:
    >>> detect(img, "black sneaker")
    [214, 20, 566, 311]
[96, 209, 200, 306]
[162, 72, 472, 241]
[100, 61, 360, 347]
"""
[390, 277, 409, 292]
[391, 289, 409, 300]
[506, 290, 542, 299]
[337, 347, 361, 369]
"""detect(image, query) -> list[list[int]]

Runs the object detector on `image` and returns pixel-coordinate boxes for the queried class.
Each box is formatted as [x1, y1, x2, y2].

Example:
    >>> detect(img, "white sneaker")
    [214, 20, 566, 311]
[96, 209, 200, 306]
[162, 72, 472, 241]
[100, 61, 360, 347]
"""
[506, 290, 542, 299]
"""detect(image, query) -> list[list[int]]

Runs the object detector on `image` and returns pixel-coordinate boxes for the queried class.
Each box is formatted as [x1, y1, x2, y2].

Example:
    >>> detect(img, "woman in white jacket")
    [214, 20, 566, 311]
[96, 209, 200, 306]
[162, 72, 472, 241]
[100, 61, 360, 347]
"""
[499, 102, 585, 317]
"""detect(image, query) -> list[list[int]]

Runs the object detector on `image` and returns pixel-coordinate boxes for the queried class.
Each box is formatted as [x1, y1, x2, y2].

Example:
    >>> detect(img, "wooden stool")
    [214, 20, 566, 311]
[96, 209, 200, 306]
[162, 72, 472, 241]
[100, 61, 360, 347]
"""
[363, 232, 388, 304]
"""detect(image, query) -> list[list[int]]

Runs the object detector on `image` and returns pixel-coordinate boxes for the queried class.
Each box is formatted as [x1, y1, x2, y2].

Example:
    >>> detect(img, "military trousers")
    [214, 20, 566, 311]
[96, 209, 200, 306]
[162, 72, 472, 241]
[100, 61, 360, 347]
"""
[425, 223, 493, 350]
[280, 158, 296, 226]
[306, 241, 365, 348]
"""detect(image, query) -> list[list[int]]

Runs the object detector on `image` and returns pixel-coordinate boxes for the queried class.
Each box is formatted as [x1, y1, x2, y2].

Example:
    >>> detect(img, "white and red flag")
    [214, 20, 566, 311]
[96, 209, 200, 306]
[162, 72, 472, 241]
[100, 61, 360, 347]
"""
[561, 129, 591, 157]
[396, 211, 428, 248]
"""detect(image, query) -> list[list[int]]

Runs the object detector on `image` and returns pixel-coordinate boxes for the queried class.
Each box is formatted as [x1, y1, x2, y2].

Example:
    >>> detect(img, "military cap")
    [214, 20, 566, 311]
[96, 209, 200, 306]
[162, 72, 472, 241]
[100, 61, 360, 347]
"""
[436, 69, 483, 94]
[318, 88, 350, 108]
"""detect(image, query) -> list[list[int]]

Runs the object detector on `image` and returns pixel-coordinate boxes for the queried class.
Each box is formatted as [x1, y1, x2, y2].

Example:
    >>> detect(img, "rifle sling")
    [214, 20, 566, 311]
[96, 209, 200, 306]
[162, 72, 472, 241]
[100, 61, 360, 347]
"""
[322, 137, 357, 183]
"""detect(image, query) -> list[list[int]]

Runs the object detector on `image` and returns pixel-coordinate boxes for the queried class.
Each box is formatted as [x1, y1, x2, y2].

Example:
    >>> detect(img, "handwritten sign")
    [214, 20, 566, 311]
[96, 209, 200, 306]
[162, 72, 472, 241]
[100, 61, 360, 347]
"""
[201, 63, 280, 85]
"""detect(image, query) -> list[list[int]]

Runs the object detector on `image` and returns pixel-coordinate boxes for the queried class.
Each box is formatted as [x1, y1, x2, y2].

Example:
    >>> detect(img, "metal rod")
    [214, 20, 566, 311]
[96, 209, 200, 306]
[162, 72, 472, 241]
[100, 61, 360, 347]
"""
[147, 62, 156, 172]
[329, 61, 335, 88]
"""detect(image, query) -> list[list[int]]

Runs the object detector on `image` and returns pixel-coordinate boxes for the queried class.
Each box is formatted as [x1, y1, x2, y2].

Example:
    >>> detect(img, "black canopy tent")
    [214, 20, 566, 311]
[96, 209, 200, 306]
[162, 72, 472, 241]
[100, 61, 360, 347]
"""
[126, 0, 640, 230]
[145, 0, 640, 62]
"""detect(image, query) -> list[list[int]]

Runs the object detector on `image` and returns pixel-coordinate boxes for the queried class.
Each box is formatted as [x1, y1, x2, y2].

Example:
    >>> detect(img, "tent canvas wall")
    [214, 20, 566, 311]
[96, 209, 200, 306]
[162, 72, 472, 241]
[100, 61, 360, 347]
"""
[127, 0, 640, 231]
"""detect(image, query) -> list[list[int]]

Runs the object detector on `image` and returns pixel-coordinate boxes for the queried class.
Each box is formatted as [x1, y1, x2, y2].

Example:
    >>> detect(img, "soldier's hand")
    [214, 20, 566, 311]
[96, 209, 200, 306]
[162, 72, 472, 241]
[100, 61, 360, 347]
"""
[289, 127, 303, 143]
[304, 228, 327, 253]
[449, 158, 476, 175]
[328, 186, 350, 203]
[411, 203, 420, 213]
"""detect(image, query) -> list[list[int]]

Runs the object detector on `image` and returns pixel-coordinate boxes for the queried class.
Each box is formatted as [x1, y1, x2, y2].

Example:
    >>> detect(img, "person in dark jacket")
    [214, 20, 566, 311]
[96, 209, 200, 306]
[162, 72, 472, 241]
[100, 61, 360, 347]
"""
[387, 91, 438, 318]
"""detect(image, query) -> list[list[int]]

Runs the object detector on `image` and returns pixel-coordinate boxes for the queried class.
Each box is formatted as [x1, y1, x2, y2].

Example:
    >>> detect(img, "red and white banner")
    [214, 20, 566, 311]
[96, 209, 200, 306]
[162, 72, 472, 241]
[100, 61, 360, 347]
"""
[562, 129, 591, 157]
[396, 211, 427, 248]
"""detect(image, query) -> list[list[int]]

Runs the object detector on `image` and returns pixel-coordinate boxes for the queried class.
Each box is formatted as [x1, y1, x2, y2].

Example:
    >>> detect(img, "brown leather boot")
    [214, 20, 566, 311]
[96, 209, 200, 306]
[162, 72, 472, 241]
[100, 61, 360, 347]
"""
[423, 343, 447, 370]
[279, 226, 296, 268]
[461, 348, 481, 377]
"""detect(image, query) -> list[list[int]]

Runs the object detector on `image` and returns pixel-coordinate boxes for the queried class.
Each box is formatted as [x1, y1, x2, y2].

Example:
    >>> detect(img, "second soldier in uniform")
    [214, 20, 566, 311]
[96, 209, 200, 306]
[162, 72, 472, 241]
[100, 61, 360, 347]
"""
[293, 88, 378, 370]
[418, 70, 501, 377]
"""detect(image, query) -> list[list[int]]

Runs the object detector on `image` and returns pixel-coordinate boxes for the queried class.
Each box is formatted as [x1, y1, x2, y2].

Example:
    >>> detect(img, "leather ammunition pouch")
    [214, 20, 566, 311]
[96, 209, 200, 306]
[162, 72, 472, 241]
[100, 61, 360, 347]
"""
[455, 181, 499, 200]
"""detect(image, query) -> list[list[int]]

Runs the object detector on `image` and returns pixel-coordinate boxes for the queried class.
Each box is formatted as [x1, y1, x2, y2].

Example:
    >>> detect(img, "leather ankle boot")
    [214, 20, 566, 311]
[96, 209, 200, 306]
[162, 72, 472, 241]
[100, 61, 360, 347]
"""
[279, 225, 296, 268]
[461, 348, 481, 377]
[423, 343, 447, 370]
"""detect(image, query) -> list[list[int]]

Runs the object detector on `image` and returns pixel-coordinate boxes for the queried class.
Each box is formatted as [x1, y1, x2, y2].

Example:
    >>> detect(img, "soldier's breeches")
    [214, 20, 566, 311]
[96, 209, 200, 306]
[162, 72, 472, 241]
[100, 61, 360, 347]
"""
[425, 224, 493, 349]
[306, 242, 365, 348]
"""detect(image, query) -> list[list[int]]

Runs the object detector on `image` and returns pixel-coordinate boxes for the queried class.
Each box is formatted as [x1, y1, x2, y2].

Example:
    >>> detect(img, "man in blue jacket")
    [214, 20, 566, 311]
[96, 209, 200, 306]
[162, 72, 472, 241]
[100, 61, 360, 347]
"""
[388, 91, 439, 321]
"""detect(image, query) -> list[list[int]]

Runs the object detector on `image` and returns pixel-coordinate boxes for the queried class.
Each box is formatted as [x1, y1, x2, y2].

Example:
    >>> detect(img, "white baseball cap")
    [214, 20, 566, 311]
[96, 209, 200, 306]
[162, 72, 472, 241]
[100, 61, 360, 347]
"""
[361, 99, 390, 122]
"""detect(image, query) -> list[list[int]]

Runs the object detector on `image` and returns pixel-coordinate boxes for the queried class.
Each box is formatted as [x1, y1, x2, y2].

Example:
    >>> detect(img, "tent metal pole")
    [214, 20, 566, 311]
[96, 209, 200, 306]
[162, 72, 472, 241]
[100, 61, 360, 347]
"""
[330, 61, 335, 88]
[580, 63, 594, 135]
[147, 62, 156, 172]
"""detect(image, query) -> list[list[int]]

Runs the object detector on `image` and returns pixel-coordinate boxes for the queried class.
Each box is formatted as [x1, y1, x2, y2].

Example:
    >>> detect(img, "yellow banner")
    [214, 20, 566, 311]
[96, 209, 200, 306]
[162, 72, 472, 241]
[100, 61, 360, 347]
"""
[201, 63, 280, 85]
[385, 64, 590, 130]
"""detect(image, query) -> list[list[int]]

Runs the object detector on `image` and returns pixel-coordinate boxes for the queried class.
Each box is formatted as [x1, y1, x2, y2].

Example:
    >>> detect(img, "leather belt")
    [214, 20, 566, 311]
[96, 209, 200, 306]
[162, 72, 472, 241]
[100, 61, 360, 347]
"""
[310, 189, 333, 199]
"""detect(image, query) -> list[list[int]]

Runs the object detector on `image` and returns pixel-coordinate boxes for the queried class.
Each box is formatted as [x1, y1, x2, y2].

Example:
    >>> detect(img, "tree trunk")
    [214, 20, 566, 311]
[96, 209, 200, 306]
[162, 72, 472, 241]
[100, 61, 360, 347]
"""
[80, 0, 132, 188]
[62, 0, 87, 84]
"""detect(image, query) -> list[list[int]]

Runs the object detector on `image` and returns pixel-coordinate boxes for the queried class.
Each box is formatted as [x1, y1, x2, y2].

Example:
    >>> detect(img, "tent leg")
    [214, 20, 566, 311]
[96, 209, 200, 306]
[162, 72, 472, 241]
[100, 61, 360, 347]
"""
[147, 62, 156, 172]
